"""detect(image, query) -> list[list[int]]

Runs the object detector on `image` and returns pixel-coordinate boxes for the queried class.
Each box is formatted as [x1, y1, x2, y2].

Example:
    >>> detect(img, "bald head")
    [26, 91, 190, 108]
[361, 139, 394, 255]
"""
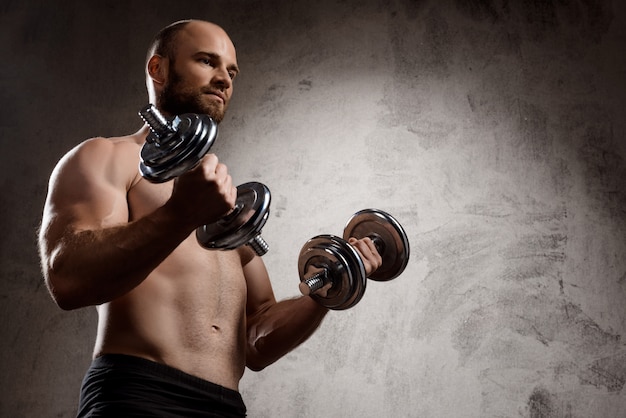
[146, 20, 231, 63]
[145, 20, 238, 122]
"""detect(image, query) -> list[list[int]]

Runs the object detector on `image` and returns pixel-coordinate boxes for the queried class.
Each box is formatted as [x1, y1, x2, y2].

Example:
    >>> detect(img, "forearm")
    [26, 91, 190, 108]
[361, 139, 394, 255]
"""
[42, 203, 193, 310]
[246, 296, 329, 371]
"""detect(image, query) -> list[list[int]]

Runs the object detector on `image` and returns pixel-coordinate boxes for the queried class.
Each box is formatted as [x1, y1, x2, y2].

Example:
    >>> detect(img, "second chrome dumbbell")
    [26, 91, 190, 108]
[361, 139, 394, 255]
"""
[298, 209, 410, 310]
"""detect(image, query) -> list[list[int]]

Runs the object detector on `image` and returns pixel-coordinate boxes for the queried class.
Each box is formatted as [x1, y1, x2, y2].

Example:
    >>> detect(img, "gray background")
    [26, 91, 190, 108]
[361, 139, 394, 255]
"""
[2, 0, 626, 417]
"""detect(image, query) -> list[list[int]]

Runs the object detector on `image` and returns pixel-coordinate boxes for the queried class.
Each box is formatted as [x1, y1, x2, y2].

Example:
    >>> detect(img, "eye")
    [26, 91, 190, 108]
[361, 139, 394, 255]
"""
[228, 71, 237, 80]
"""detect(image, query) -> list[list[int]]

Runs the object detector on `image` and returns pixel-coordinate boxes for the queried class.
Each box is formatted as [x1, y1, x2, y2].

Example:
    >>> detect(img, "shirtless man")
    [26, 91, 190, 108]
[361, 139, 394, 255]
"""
[38, 19, 381, 417]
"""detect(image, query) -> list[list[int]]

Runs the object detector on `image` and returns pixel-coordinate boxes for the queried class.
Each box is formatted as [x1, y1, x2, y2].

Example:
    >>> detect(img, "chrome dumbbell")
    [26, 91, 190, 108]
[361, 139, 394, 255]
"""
[138, 104, 270, 256]
[298, 209, 410, 310]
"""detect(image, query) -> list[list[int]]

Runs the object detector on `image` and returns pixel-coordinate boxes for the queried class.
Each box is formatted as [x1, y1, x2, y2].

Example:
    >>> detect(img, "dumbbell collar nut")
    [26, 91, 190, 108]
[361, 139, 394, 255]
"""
[299, 266, 331, 297]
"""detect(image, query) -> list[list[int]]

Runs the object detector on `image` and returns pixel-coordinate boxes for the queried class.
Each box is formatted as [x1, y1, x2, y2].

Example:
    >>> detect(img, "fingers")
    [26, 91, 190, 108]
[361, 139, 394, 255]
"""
[171, 154, 237, 225]
[348, 237, 383, 276]
[220, 167, 237, 209]
[199, 154, 226, 185]
[202, 155, 237, 210]
[212, 160, 236, 204]
[198, 155, 233, 191]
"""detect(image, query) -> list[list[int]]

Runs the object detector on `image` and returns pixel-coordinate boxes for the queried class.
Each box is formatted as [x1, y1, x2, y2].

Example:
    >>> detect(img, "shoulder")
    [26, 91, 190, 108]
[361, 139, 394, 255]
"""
[65, 135, 141, 162]
[51, 134, 144, 190]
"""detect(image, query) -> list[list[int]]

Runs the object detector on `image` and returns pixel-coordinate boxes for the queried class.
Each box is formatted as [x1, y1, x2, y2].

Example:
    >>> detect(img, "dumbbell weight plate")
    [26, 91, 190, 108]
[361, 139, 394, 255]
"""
[298, 235, 367, 310]
[196, 182, 271, 250]
[140, 113, 218, 183]
[343, 209, 410, 282]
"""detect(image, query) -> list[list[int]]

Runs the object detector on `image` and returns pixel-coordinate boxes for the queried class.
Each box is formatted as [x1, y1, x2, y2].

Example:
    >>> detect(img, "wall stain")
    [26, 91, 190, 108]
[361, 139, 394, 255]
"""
[298, 79, 313, 91]
[527, 386, 572, 418]
[528, 387, 554, 418]
[503, 233, 567, 263]
[578, 352, 626, 392]
[448, 259, 621, 366]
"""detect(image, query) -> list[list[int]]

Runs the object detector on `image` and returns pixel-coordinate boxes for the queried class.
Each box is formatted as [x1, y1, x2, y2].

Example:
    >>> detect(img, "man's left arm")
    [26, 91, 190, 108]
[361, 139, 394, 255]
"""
[243, 238, 381, 371]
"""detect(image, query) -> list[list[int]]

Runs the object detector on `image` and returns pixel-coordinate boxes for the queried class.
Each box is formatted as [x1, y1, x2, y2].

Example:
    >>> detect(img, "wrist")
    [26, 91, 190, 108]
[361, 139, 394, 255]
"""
[303, 295, 331, 315]
[152, 201, 198, 236]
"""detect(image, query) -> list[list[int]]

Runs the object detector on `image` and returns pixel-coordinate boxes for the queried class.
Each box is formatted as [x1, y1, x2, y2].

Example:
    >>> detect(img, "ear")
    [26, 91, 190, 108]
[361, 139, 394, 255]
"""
[147, 55, 167, 86]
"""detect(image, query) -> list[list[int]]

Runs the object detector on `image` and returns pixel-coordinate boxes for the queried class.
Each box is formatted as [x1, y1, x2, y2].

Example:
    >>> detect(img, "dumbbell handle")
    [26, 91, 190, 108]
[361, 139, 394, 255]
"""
[140, 104, 179, 146]
[299, 269, 327, 296]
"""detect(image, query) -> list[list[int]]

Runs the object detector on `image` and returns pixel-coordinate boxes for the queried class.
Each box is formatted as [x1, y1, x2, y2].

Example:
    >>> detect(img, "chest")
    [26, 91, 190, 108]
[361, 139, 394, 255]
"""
[127, 178, 173, 221]
[127, 175, 247, 300]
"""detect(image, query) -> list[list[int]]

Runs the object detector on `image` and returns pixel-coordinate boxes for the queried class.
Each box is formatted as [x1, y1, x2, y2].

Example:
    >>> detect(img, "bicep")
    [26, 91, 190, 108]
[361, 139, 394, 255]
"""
[244, 255, 276, 319]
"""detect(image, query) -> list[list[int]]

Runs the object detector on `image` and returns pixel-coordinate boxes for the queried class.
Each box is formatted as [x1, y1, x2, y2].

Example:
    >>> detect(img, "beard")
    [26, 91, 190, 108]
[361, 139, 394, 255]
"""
[157, 68, 227, 123]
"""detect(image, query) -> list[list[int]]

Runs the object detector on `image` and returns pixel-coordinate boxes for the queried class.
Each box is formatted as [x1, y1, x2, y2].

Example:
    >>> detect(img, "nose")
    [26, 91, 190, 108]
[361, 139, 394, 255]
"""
[213, 65, 232, 90]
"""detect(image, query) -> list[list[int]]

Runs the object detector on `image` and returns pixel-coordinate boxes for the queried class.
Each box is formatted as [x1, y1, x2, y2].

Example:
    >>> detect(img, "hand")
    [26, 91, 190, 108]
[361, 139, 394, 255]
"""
[167, 154, 237, 228]
[348, 237, 382, 276]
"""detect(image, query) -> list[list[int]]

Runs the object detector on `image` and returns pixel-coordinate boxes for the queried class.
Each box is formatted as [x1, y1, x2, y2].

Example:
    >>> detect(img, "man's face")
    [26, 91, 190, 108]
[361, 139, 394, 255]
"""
[157, 22, 239, 123]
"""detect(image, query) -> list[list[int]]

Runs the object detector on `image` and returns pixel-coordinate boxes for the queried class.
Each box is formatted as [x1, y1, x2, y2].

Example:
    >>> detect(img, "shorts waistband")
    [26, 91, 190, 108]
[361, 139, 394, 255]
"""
[92, 353, 242, 401]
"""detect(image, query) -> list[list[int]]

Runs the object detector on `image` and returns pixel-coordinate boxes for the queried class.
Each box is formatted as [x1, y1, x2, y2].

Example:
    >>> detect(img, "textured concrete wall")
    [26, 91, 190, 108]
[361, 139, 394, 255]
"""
[1, 0, 625, 417]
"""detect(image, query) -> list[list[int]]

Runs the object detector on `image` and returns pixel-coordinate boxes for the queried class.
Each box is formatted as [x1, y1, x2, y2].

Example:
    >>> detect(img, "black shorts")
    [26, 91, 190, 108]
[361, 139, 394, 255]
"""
[77, 354, 247, 417]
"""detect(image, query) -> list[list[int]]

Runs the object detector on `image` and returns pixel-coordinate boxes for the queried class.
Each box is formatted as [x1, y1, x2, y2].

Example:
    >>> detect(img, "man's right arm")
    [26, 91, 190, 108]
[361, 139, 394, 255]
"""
[38, 137, 235, 310]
